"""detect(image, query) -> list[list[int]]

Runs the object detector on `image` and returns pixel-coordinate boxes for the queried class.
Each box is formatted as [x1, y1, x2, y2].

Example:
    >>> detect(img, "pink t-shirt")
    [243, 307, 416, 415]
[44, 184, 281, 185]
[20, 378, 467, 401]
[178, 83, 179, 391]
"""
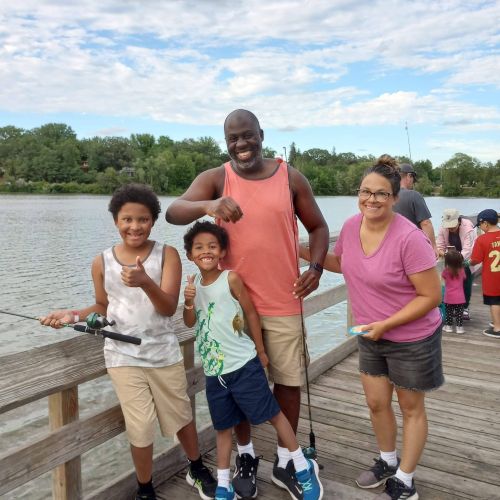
[441, 268, 466, 305]
[334, 213, 441, 342]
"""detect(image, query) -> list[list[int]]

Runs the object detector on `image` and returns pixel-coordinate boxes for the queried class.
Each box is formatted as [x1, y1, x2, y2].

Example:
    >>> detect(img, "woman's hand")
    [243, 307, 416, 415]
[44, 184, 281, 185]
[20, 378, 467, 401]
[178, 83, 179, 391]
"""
[360, 321, 388, 341]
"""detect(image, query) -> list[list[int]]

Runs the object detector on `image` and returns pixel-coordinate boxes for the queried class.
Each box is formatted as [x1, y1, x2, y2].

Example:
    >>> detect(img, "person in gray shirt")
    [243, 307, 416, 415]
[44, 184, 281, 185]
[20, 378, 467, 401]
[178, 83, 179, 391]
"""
[394, 163, 438, 256]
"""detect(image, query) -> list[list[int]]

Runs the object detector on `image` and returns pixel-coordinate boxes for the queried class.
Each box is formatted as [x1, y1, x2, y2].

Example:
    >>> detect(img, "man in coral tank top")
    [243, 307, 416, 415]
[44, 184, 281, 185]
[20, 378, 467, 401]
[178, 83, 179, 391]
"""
[166, 109, 329, 499]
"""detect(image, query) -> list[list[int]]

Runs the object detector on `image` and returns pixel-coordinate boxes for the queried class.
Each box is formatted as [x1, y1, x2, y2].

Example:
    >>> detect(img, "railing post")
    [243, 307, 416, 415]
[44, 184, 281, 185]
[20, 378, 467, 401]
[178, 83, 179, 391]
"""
[346, 298, 353, 331]
[183, 340, 196, 425]
[48, 387, 82, 500]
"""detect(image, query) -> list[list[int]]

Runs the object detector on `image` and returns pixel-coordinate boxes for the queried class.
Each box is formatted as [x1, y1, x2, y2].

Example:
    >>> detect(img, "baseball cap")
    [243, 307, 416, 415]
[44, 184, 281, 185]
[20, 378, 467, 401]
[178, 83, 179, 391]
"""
[475, 208, 499, 227]
[399, 163, 417, 178]
[442, 208, 460, 228]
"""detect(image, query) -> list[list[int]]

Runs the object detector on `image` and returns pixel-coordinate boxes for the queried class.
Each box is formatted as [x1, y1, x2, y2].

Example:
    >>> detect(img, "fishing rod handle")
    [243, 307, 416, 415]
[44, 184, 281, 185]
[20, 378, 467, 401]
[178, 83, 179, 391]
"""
[73, 325, 141, 345]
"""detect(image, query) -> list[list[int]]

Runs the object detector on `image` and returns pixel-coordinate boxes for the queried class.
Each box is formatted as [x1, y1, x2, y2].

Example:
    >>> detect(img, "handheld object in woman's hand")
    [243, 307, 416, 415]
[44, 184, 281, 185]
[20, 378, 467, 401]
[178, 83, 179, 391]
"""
[348, 325, 368, 336]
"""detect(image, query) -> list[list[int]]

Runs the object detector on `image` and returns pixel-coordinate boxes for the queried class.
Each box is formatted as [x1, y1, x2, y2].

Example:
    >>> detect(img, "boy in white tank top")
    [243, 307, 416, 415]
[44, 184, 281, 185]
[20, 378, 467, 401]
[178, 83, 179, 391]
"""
[40, 184, 216, 500]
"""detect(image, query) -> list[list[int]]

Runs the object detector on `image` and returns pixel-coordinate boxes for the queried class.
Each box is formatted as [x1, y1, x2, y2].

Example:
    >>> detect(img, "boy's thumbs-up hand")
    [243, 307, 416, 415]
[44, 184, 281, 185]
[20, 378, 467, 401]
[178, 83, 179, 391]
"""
[121, 256, 148, 287]
[184, 274, 196, 304]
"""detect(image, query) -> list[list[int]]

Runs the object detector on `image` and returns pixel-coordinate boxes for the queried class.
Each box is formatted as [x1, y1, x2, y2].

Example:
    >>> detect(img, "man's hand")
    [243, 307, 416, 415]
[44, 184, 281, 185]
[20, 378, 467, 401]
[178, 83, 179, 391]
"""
[293, 268, 321, 299]
[206, 197, 243, 223]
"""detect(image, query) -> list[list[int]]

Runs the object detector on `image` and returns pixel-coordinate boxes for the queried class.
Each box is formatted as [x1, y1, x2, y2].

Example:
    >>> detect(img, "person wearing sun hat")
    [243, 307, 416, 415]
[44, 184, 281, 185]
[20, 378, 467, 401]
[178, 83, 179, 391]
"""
[436, 208, 478, 320]
[469, 209, 500, 338]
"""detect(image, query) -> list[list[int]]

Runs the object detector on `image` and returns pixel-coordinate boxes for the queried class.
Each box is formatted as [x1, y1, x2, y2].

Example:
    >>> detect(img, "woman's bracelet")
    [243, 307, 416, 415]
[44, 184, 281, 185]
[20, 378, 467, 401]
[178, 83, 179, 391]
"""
[184, 304, 194, 310]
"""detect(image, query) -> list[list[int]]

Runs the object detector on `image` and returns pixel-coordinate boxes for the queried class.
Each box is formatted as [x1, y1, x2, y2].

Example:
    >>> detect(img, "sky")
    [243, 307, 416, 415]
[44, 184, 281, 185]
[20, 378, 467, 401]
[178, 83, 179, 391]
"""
[1, 0, 500, 167]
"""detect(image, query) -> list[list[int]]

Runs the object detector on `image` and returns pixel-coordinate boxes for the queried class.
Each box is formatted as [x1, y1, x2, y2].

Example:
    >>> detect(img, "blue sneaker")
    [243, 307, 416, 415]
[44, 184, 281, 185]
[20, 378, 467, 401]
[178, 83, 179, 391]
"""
[215, 484, 235, 500]
[295, 459, 323, 500]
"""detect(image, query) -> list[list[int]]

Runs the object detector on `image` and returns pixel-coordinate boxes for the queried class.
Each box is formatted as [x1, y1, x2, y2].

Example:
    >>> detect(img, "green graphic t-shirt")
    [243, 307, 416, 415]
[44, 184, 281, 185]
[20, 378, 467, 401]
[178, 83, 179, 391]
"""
[194, 271, 256, 376]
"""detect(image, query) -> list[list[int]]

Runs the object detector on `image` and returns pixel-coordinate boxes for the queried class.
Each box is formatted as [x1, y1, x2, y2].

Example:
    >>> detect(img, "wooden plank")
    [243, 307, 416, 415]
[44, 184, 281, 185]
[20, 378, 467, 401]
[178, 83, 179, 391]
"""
[49, 388, 82, 500]
[86, 423, 216, 500]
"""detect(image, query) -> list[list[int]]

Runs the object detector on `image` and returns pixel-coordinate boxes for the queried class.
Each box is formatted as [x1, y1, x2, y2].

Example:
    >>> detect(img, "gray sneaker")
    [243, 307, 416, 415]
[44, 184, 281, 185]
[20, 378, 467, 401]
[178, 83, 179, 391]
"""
[232, 453, 259, 499]
[271, 457, 303, 500]
[356, 457, 399, 489]
[375, 476, 418, 499]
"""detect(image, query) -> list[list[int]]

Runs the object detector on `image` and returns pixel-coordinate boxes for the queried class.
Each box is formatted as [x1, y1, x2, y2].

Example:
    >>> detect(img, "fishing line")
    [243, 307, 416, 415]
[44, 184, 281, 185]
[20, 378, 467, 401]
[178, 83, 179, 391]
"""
[0, 309, 141, 345]
[285, 155, 321, 466]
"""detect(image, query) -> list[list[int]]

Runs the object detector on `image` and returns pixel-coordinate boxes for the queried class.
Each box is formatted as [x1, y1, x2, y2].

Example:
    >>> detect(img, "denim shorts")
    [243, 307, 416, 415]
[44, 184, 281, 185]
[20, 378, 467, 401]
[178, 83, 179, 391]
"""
[205, 356, 281, 430]
[357, 326, 444, 392]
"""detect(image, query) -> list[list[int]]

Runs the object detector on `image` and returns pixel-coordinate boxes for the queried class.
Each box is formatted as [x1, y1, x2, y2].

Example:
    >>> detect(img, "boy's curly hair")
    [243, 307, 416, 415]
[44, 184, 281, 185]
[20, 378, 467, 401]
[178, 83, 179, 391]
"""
[183, 220, 229, 252]
[108, 183, 161, 222]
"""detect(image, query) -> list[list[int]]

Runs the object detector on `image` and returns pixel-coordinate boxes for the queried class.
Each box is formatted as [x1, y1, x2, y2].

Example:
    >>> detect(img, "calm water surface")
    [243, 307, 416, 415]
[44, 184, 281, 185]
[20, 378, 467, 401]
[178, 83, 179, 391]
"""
[0, 194, 497, 498]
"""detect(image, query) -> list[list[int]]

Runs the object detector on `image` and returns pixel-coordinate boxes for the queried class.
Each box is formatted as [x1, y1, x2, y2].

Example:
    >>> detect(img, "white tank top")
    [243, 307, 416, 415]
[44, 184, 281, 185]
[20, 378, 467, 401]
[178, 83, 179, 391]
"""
[102, 241, 182, 368]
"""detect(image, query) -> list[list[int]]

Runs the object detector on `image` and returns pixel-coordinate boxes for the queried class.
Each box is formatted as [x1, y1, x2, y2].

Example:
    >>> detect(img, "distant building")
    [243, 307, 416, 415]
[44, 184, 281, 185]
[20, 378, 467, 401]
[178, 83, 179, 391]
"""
[119, 167, 135, 177]
[81, 160, 89, 172]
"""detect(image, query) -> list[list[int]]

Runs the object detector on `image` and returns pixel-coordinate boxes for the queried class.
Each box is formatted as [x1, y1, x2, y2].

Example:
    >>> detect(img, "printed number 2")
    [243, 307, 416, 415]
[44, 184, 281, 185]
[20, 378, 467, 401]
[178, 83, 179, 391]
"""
[489, 250, 500, 272]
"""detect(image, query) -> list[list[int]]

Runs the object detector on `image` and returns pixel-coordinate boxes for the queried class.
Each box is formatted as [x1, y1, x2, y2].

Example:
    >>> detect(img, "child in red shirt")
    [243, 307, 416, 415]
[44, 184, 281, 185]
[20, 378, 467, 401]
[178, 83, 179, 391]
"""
[470, 209, 500, 338]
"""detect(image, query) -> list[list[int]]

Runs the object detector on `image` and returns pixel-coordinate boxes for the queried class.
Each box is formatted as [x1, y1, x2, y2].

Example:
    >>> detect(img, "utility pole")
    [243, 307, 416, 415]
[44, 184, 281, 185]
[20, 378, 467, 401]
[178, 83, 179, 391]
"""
[405, 121, 412, 162]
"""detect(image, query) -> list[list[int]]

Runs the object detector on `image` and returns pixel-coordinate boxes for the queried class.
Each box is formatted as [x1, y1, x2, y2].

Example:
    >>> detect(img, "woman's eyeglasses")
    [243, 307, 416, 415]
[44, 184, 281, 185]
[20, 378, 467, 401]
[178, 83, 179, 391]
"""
[356, 188, 393, 202]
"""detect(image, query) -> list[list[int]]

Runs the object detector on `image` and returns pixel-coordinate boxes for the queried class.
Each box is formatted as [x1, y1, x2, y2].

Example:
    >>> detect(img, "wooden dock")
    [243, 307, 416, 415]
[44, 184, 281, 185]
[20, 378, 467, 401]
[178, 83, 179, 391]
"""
[155, 282, 500, 500]
[2, 228, 499, 499]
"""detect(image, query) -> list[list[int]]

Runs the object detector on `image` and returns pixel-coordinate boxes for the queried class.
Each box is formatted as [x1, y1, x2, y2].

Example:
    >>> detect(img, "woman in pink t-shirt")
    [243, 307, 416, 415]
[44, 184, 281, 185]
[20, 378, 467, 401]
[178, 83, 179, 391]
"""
[301, 155, 443, 500]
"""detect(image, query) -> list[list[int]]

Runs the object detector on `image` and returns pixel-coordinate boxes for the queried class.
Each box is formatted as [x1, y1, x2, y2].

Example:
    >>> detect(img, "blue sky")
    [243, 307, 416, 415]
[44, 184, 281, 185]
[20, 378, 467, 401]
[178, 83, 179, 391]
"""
[1, 0, 500, 167]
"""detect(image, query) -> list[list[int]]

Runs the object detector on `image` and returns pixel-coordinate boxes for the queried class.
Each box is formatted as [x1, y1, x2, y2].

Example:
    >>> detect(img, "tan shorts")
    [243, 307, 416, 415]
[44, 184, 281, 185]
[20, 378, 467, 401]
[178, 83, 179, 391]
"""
[261, 315, 309, 387]
[107, 361, 193, 447]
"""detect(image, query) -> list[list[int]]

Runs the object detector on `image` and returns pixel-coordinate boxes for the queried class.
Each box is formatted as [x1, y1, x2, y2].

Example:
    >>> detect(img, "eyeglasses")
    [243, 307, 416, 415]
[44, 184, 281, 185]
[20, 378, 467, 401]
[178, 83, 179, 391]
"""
[356, 188, 393, 202]
[407, 172, 416, 179]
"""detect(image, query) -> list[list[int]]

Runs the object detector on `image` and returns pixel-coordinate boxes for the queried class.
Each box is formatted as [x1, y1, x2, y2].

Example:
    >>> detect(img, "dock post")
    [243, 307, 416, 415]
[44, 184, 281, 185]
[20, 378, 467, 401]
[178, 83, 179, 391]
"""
[48, 387, 82, 500]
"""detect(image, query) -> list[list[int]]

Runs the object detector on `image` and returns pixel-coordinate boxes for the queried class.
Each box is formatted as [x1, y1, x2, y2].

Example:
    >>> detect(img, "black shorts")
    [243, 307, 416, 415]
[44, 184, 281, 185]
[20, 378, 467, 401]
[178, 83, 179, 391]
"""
[205, 356, 281, 431]
[357, 326, 444, 392]
[483, 295, 500, 306]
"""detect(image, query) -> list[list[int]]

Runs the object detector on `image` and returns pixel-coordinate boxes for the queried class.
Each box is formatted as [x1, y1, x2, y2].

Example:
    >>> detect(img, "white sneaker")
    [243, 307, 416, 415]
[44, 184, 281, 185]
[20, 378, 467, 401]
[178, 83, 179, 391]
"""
[456, 326, 465, 334]
[443, 325, 453, 333]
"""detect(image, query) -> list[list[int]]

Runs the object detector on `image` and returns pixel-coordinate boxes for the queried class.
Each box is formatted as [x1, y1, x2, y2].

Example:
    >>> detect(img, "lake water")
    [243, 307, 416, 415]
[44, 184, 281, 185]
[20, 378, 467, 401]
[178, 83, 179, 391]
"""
[0, 194, 497, 498]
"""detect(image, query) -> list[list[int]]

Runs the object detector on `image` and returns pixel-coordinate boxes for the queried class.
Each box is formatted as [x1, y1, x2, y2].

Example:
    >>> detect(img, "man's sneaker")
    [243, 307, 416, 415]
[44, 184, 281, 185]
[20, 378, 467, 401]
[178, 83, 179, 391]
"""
[232, 453, 259, 499]
[356, 457, 399, 489]
[186, 464, 217, 500]
[462, 309, 470, 320]
[135, 488, 156, 500]
[442, 325, 453, 333]
[215, 484, 235, 500]
[483, 327, 500, 339]
[375, 476, 418, 500]
[271, 456, 303, 499]
[295, 458, 323, 500]
[456, 326, 465, 334]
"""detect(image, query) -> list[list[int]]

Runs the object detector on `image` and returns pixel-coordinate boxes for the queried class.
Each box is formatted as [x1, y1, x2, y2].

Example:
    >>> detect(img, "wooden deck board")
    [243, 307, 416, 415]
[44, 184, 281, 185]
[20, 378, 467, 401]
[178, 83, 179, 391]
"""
[156, 282, 500, 499]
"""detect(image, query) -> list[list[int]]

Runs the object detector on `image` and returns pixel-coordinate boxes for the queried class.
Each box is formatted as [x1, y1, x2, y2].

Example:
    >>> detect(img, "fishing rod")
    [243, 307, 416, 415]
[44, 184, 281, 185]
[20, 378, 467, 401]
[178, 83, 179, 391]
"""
[285, 150, 321, 467]
[0, 310, 141, 345]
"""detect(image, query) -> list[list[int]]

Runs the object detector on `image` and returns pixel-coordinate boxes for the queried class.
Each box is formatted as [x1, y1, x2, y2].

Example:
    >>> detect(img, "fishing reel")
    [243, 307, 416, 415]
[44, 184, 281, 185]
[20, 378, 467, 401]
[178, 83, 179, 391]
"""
[85, 312, 116, 329]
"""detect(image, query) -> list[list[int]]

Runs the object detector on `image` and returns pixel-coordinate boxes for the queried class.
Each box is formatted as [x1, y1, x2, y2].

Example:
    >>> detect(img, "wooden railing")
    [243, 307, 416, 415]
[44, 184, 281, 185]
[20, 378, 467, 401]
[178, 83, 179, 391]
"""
[0, 233, 358, 500]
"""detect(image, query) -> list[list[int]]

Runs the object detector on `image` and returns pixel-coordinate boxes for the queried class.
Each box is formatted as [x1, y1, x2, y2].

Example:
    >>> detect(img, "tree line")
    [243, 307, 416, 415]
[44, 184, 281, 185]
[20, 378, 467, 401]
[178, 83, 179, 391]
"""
[0, 123, 498, 197]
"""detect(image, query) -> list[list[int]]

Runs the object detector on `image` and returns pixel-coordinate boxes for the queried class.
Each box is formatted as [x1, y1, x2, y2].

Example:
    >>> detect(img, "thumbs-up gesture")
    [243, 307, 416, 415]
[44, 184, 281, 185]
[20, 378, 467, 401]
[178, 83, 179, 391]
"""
[184, 274, 196, 305]
[121, 256, 148, 287]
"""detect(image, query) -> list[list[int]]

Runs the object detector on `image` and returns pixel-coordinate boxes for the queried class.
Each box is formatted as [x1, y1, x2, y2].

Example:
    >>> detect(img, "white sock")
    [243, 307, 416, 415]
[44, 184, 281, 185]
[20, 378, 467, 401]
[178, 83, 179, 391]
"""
[290, 447, 308, 474]
[217, 468, 230, 489]
[395, 467, 414, 488]
[380, 450, 398, 467]
[237, 442, 255, 458]
[277, 445, 291, 468]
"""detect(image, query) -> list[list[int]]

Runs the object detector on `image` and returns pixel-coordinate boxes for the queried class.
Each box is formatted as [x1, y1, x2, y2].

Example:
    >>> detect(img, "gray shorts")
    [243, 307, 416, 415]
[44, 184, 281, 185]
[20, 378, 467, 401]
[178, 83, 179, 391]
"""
[358, 326, 444, 392]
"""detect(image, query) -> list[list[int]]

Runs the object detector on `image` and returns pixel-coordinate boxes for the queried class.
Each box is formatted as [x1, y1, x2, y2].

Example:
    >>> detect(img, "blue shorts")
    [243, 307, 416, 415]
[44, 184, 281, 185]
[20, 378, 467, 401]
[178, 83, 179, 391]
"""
[206, 356, 281, 430]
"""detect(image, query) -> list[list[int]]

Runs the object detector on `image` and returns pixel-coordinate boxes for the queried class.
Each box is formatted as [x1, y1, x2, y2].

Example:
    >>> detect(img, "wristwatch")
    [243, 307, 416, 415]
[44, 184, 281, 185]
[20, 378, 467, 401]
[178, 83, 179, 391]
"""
[309, 262, 323, 274]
